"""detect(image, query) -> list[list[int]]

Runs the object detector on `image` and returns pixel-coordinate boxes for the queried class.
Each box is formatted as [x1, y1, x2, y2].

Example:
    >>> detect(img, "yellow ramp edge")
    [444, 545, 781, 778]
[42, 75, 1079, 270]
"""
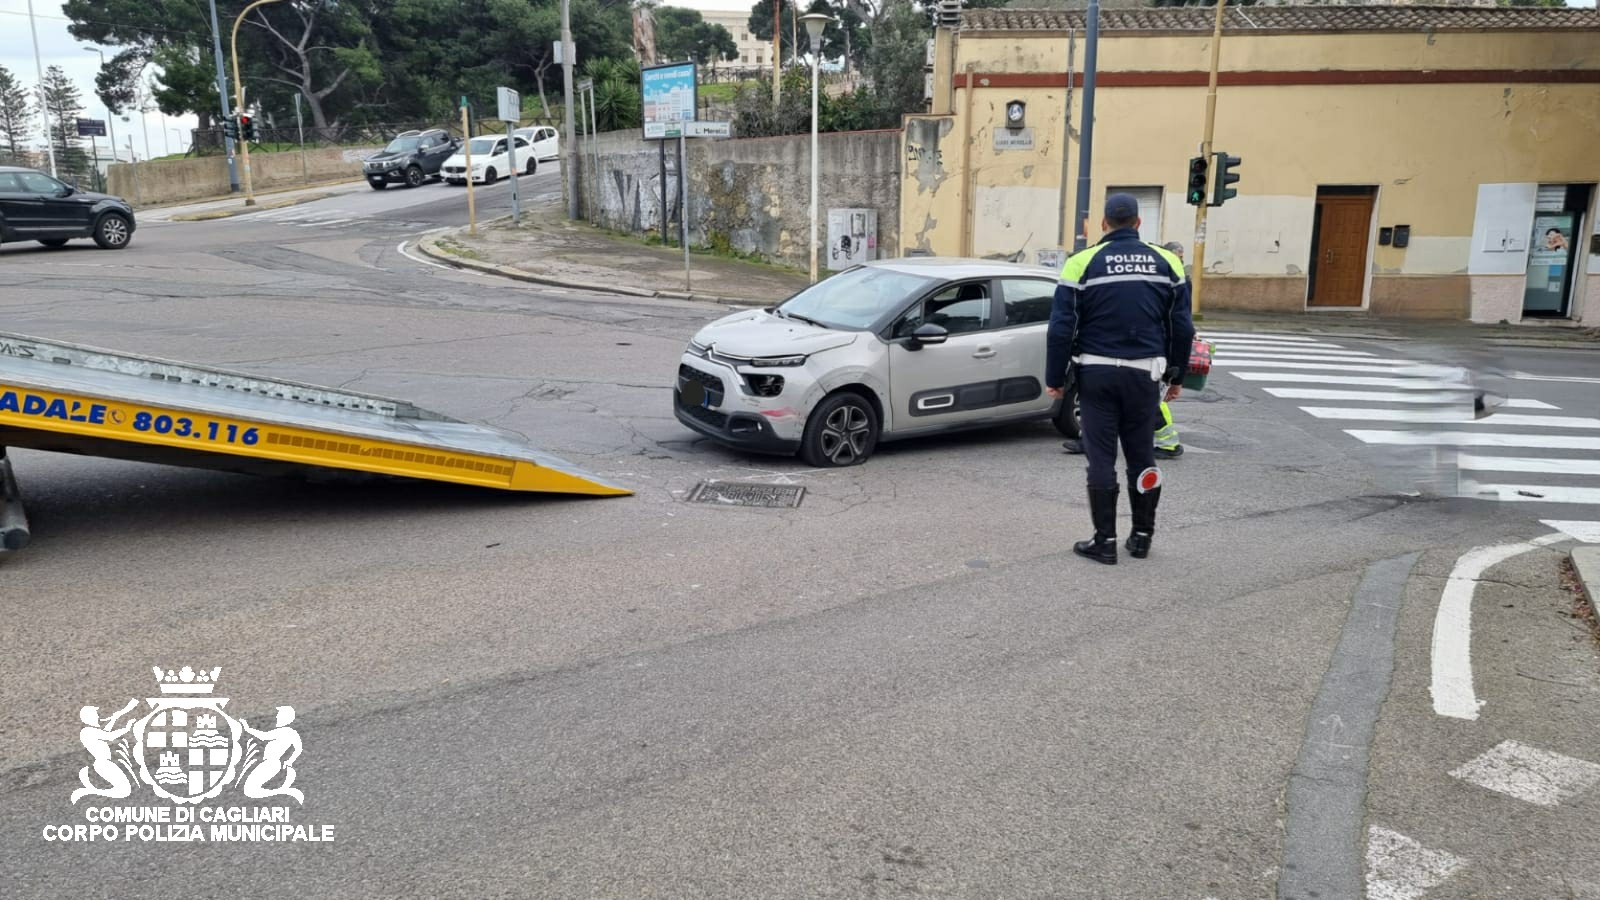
[0, 352, 630, 496]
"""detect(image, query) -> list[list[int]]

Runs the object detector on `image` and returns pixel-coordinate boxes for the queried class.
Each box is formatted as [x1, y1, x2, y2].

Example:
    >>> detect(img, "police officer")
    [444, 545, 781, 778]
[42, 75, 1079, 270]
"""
[1046, 194, 1195, 564]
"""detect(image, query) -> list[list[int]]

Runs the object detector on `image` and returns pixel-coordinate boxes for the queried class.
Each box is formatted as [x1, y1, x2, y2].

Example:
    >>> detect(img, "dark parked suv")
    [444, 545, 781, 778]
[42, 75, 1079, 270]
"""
[0, 165, 135, 250]
[363, 129, 459, 189]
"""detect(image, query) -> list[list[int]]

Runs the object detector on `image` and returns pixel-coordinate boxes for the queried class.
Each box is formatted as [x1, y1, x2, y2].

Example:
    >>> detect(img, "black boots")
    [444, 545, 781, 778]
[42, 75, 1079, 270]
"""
[1073, 486, 1120, 565]
[1125, 475, 1162, 559]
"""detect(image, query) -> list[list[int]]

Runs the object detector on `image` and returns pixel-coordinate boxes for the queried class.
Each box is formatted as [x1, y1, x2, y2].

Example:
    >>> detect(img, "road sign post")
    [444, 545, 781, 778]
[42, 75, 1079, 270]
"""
[497, 86, 522, 224]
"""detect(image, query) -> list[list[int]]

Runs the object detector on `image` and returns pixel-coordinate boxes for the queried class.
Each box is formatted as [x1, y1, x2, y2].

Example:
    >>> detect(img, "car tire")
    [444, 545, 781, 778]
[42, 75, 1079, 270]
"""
[403, 166, 425, 188]
[37, 239, 69, 248]
[1052, 385, 1081, 439]
[369, 181, 387, 190]
[91, 213, 132, 250]
[524, 156, 537, 175]
[800, 390, 880, 468]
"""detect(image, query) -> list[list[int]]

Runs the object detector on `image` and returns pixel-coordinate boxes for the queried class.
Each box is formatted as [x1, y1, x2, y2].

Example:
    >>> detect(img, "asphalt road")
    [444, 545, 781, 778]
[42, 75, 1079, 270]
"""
[2, 179, 1598, 899]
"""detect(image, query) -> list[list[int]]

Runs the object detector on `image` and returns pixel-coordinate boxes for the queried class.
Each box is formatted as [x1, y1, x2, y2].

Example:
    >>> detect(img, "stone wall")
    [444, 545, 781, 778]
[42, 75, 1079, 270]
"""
[575, 129, 901, 270]
[107, 146, 380, 207]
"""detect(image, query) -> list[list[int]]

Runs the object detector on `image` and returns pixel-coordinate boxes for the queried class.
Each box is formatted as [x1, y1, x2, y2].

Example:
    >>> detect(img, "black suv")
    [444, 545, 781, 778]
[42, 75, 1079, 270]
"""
[0, 165, 136, 250]
[363, 129, 459, 189]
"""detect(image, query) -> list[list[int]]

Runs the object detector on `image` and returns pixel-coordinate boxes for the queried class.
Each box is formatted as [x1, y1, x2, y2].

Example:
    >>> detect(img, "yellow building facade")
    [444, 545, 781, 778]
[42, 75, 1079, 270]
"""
[901, 6, 1600, 324]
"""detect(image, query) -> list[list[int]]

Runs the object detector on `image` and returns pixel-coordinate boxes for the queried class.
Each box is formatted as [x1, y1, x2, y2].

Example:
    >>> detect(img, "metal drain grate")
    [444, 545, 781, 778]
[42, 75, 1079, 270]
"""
[686, 481, 806, 509]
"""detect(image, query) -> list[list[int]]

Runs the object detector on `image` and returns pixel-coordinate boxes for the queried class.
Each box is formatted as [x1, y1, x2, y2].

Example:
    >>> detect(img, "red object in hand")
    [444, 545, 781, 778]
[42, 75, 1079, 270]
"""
[1182, 338, 1214, 391]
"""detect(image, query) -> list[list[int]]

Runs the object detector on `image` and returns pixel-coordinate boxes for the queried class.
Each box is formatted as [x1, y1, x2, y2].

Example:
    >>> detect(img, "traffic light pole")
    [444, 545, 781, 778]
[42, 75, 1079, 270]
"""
[230, 0, 288, 206]
[1188, 0, 1226, 318]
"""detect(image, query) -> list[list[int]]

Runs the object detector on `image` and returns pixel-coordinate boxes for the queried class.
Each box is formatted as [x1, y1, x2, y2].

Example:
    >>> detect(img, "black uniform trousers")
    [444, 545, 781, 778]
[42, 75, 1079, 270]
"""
[1077, 364, 1160, 490]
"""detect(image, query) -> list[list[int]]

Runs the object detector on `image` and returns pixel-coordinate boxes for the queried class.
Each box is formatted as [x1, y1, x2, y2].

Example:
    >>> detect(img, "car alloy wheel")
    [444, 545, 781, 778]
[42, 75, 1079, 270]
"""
[801, 392, 879, 467]
[404, 166, 424, 187]
[484, 167, 497, 183]
[93, 214, 130, 249]
[524, 157, 536, 175]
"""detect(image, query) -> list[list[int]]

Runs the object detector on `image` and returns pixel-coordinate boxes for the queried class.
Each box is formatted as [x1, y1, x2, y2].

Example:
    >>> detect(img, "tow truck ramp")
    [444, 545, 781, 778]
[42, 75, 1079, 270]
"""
[0, 332, 629, 551]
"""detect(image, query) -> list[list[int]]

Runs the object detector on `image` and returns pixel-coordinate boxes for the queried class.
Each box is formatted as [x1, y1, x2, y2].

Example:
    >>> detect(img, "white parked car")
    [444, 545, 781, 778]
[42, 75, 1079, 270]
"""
[440, 135, 534, 185]
[512, 126, 560, 162]
[674, 259, 1081, 467]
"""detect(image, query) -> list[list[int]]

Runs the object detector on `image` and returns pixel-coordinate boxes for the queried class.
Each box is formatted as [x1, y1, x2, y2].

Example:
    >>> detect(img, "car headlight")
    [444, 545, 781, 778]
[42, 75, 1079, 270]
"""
[748, 355, 808, 367]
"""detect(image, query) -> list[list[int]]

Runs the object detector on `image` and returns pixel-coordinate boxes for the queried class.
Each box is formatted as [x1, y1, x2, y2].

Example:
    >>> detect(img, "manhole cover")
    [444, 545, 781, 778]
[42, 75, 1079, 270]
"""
[686, 481, 805, 509]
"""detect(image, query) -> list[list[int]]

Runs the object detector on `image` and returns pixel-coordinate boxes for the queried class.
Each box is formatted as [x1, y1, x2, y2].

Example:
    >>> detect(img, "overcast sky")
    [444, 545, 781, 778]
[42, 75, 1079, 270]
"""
[2, 0, 1594, 161]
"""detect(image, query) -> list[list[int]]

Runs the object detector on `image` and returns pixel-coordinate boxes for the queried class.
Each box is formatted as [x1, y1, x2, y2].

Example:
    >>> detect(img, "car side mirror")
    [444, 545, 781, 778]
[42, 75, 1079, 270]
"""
[908, 323, 949, 349]
[57, 185, 75, 197]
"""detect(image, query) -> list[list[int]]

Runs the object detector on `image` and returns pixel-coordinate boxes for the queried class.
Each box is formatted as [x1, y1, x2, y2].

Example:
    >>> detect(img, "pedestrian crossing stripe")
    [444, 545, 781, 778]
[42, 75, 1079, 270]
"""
[1210, 333, 1600, 508]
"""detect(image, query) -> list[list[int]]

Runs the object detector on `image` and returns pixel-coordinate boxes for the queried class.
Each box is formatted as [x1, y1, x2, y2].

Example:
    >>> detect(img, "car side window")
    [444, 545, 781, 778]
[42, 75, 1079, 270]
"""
[494, 140, 506, 155]
[893, 281, 993, 337]
[1000, 278, 1056, 326]
[18, 172, 63, 193]
[514, 137, 528, 148]
[0, 173, 21, 192]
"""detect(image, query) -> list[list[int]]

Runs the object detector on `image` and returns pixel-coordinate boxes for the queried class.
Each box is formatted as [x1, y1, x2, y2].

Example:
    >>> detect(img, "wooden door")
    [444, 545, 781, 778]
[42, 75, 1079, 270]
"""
[1308, 194, 1375, 308]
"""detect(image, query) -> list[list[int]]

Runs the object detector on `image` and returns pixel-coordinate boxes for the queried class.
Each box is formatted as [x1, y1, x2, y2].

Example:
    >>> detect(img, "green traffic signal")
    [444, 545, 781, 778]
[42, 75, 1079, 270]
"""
[1186, 156, 1209, 206]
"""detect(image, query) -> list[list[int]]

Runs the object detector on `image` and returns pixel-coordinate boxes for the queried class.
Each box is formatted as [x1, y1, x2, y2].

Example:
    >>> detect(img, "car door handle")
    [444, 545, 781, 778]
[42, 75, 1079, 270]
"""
[972, 347, 996, 359]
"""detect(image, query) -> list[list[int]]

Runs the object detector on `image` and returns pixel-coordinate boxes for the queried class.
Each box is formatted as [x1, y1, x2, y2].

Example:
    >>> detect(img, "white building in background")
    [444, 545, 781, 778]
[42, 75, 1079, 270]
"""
[700, 9, 776, 71]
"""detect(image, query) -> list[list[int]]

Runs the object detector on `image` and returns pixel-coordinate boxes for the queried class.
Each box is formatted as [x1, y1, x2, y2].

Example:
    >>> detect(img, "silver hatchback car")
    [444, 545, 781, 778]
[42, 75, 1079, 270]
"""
[674, 258, 1081, 467]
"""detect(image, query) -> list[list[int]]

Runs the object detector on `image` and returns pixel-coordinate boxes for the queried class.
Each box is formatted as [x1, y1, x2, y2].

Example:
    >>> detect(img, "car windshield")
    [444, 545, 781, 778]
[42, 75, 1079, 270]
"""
[777, 266, 937, 330]
[383, 136, 421, 153]
[466, 138, 498, 155]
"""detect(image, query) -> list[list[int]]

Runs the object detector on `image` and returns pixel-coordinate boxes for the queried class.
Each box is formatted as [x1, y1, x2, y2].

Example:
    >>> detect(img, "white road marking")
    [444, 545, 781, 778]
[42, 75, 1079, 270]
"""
[1264, 388, 1555, 409]
[1509, 371, 1600, 385]
[395, 240, 455, 271]
[1207, 339, 1353, 350]
[1219, 360, 1458, 375]
[1457, 481, 1600, 505]
[1231, 372, 1473, 389]
[1450, 740, 1600, 807]
[1457, 455, 1600, 476]
[1303, 407, 1600, 429]
[1541, 520, 1600, 542]
[1215, 351, 1386, 363]
[1198, 331, 1325, 342]
[1431, 533, 1569, 720]
[1366, 826, 1466, 900]
[1346, 430, 1600, 451]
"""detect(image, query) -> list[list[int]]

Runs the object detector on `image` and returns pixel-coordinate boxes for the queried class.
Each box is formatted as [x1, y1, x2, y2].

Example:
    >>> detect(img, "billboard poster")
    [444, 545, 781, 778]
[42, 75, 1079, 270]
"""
[1529, 214, 1574, 267]
[641, 62, 697, 140]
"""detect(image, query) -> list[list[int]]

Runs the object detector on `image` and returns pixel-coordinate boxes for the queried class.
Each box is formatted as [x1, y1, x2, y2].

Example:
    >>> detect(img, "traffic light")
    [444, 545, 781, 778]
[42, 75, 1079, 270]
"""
[1209, 152, 1241, 207]
[239, 115, 257, 142]
[1185, 156, 1209, 206]
[222, 120, 239, 140]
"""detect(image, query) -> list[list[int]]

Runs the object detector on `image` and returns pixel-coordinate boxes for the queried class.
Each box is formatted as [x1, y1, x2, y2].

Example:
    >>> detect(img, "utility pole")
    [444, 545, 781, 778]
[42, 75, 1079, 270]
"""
[562, 0, 578, 219]
[1056, 27, 1075, 250]
[1070, 0, 1099, 251]
[207, 0, 240, 193]
[26, 0, 56, 176]
[1189, 0, 1227, 318]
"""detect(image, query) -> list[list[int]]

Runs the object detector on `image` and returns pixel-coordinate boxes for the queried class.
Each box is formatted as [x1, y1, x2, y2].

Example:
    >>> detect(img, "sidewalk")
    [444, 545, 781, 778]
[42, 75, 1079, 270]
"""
[419, 196, 1600, 349]
[418, 194, 811, 304]
[140, 178, 368, 222]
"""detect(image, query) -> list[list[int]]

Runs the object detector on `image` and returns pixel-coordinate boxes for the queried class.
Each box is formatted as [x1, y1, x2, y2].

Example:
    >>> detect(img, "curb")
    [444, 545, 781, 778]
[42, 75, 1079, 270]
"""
[1571, 546, 1599, 607]
[413, 231, 769, 308]
[169, 190, 340, 222]
[142, 177, 364, 213]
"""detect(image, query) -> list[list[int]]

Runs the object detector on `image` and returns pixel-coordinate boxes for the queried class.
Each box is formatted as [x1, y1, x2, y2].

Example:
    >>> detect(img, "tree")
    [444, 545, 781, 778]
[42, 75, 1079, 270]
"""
[38, 66, 91, 183]
[654, 8, 738, 68]
[150, 45, 222, 129]
[0, 65, 34, 163]
[860, 0, 927, 125]
[748, 0, 799, 66]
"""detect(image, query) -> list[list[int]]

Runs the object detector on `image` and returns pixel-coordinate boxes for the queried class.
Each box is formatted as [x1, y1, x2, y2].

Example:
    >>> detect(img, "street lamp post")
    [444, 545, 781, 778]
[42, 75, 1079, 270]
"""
[800, 13, 832, 283]
[231, 0, 289, 206]
[26, 0, 56, 176]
